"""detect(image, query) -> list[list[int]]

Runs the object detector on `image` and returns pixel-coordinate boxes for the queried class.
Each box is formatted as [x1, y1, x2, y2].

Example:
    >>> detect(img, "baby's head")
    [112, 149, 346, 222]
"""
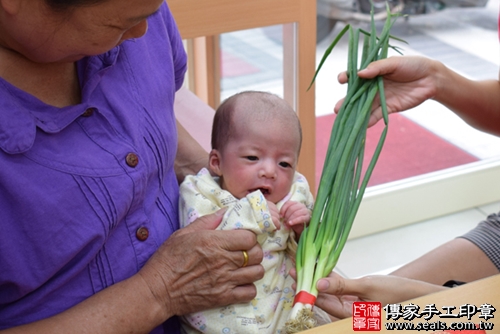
[209, 91, 302, 204]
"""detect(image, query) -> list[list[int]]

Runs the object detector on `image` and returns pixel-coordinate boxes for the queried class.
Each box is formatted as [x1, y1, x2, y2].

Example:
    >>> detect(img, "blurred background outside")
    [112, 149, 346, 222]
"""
[218, 0, 500, 190]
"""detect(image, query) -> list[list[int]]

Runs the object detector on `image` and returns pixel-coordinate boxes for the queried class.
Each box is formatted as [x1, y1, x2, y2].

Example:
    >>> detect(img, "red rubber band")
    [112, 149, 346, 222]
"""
[293, 290, 317, 306]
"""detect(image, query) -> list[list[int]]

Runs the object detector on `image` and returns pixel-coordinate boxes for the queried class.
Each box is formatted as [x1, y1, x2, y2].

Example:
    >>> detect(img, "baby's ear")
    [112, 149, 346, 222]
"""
[208, 149, 223, 176]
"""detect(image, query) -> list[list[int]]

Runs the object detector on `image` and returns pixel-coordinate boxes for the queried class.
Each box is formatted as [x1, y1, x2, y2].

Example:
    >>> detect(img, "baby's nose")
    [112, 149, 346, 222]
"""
[259, 162, 277, 179]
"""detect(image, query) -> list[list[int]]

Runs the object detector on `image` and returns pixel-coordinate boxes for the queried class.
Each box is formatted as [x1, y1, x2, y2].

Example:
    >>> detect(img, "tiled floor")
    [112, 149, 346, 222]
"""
[218, 1, 500, 279]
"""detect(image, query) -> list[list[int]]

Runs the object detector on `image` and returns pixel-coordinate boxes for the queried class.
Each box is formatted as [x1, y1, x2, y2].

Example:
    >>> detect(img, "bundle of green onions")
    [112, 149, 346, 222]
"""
[285, 4, 404, 333]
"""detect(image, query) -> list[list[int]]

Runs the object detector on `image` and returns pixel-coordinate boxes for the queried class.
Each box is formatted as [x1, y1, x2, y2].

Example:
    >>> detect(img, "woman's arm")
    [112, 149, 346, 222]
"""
[175, 120, 209, 183]
[2, 212, 264, 334]
[313, 238, 499, 320]
[310, 272, 447, 320]
[337, 56, 500, 135]
[421, 60, 500, 136]
[174, 87, 215, 183]
[391, 238, 499, 285]
[4, 273, 167, 334]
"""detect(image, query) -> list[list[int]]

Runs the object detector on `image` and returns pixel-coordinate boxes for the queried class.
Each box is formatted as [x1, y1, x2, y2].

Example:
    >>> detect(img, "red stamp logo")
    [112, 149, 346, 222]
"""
[353, 301, 382, 331]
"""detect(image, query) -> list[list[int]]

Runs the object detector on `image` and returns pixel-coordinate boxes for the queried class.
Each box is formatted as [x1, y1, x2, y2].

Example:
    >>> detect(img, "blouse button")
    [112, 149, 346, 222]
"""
[82, 107, 95, 117]
[136, 227, 149, 241]
[126, 153, 139, 167]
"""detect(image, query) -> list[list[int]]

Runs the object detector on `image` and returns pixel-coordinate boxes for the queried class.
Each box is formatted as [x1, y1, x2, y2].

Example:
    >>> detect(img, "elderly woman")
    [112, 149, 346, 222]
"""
[0, 0, 264, 332]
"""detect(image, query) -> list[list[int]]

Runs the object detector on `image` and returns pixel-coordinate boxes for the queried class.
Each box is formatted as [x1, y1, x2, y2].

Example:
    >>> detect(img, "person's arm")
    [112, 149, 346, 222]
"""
[3, 273, 168, 334]
[2, 212, 264, 334]
[174, 87, 215, 183]
[434, 64, 500, 136]
[313, 239, 499, 320]
[289, 269, 447, 320]
[337, 56, 500, 135]
[175, 120, 208, 183]
[390, 238, 499, 285]
[312, 272, 447, 320]
[312, 229, 499, 321]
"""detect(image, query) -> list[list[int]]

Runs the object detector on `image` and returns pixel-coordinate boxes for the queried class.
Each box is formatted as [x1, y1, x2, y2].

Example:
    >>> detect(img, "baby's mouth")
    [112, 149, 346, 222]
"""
[251, 187, 271, 195]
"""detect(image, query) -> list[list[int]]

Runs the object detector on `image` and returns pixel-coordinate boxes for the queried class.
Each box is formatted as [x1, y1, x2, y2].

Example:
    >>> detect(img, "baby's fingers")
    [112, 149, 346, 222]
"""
[267, 201, 281, 229]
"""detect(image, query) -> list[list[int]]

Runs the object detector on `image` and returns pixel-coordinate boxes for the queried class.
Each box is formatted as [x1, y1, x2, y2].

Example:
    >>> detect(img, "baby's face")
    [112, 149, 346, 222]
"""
[214, 118, 300, 204]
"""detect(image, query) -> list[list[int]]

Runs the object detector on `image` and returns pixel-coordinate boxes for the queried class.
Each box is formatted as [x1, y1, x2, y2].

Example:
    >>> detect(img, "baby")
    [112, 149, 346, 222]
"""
[179, 91, 315, 333]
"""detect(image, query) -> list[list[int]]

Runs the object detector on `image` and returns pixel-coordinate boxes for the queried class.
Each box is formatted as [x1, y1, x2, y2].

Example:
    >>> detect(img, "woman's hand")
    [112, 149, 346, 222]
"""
[313, 272, 447, 320]
[335, 56, 440, 127]
[138, 209, 264, 317]
[288, 269, 359, 321]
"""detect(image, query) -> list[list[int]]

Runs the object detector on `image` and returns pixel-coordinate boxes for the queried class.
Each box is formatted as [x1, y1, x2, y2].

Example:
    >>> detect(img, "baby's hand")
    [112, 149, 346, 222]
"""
[267, 201, 281, 229]
[280, 201, 311, 238]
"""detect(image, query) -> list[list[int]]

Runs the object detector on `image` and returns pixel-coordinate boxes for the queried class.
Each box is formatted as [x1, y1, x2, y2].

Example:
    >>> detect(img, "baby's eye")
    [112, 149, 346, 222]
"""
[279, 161, 292, 168]
[245, 156, 258, 161]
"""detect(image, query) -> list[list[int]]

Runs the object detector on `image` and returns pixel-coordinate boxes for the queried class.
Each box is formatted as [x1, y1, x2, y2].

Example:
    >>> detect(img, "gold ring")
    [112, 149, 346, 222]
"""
[242, 250, 249, 268]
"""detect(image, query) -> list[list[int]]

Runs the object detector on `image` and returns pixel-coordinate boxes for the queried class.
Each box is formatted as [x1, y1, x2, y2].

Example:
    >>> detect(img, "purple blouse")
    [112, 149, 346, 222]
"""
[0, 3, 186, 333]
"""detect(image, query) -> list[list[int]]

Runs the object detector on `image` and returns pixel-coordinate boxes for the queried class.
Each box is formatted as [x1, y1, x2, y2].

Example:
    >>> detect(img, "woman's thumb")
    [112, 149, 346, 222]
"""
[187, 207, 227, 232]
[317, 272, 361, 296]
